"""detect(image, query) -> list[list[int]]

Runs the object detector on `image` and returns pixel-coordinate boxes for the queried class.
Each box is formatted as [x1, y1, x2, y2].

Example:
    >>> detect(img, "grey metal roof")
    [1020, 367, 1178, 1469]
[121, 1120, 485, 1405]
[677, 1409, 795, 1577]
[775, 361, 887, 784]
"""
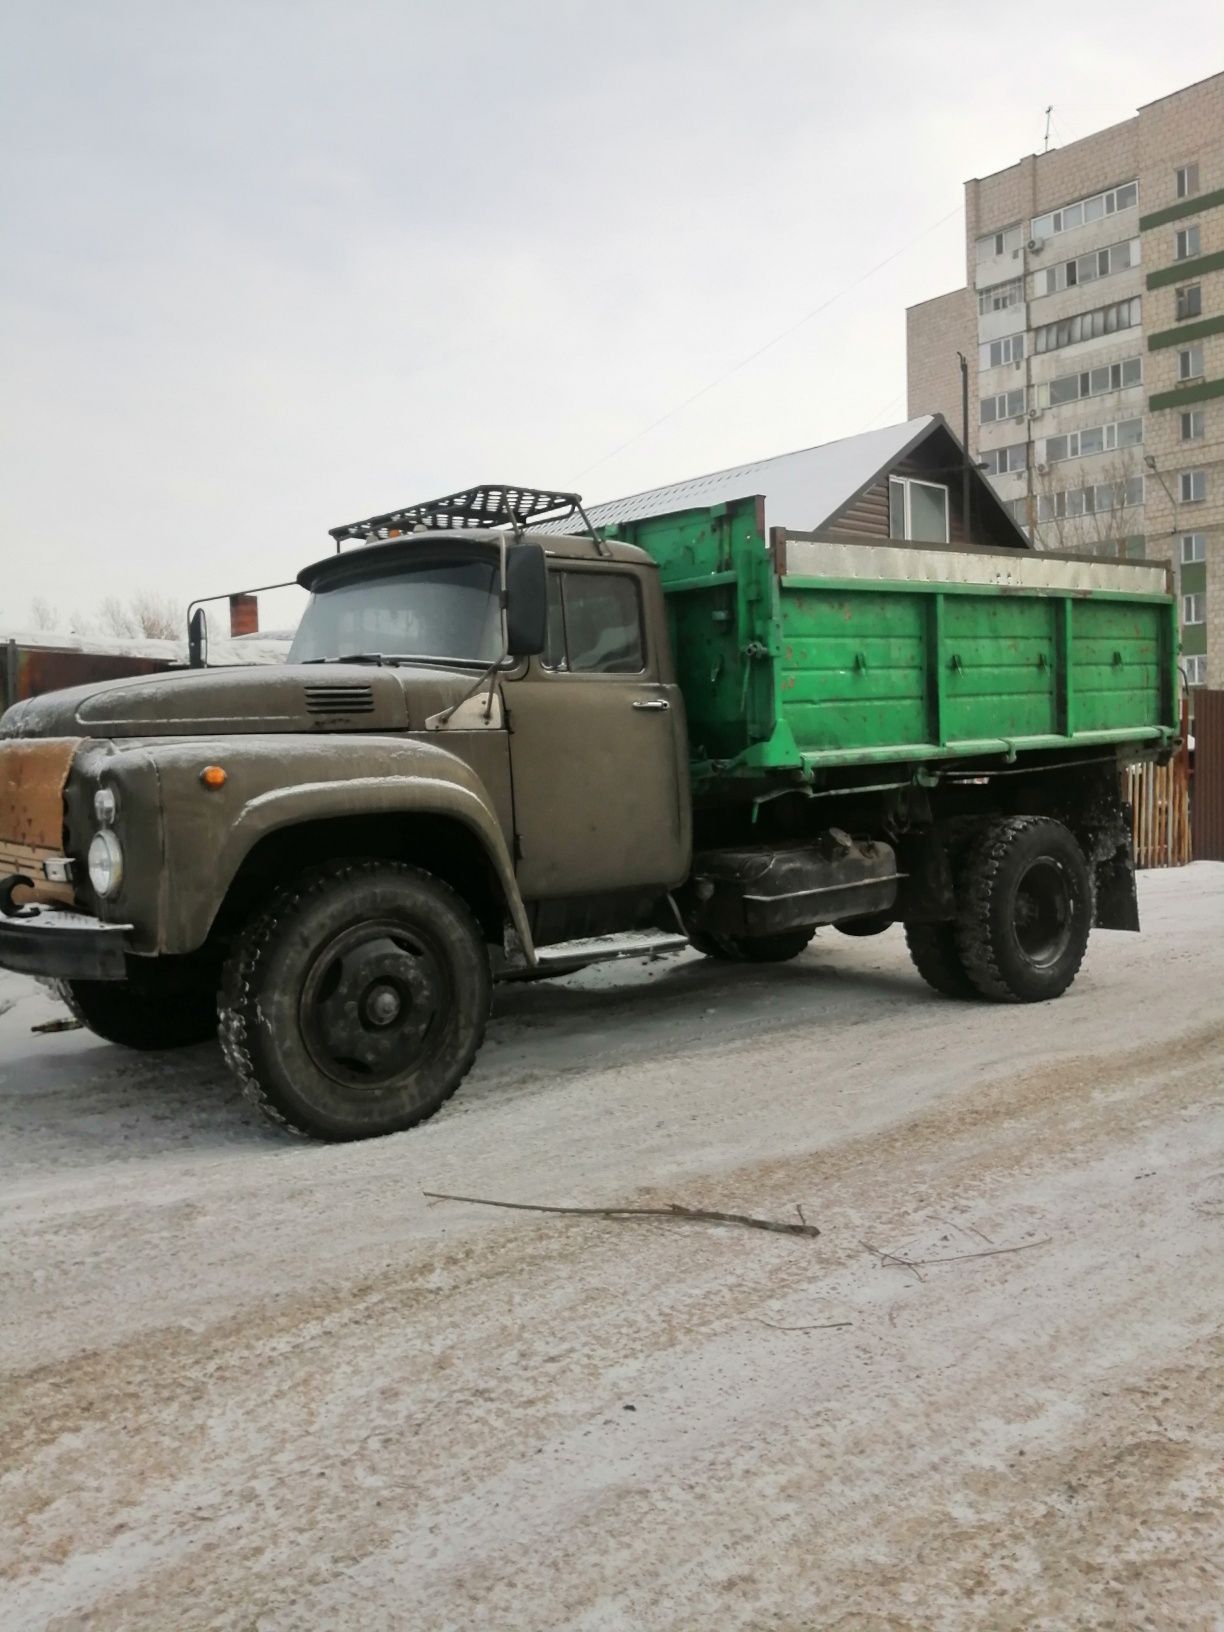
[542, 417, 941, 535]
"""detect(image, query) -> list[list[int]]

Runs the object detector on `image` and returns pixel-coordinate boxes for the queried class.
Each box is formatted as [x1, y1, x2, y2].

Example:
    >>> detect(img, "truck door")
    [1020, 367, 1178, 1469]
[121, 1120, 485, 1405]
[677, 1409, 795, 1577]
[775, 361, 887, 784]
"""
[507, 562, 690, 899]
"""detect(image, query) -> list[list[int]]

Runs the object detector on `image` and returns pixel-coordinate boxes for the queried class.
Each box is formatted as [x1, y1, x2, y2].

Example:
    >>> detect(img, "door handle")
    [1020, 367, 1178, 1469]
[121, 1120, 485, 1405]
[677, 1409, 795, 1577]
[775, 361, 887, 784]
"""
[632, 698, 670, 711]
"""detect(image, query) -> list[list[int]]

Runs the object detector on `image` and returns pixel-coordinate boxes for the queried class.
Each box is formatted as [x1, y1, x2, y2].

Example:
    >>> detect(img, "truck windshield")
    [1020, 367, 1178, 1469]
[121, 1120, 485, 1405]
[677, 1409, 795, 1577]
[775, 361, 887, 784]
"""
[289, 559, 502, 665]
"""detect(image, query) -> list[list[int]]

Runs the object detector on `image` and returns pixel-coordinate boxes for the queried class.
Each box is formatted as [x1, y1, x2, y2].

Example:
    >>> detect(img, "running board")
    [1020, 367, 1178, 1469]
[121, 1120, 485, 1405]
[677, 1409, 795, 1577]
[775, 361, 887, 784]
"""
[496, 931, 691, 981]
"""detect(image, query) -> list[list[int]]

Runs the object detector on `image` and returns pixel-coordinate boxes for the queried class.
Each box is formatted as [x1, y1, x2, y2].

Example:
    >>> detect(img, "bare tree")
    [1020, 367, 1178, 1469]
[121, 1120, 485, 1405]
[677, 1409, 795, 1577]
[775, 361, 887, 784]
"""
[98, 596, 139, 638]
[1031, 452, 1142, 557]
[29, 596, 58, 631]
[130, 591, 182, 639]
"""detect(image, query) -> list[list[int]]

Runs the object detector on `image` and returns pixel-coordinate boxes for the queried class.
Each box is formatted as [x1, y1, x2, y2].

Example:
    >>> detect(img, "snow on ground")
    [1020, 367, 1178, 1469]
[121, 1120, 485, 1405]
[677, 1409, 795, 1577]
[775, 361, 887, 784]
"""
[1, 866, 1222, 1630]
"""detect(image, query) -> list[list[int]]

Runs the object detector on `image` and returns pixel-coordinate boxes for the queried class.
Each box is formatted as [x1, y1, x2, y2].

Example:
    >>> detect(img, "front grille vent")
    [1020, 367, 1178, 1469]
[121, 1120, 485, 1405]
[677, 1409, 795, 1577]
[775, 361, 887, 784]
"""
[303, 684, 376, 715]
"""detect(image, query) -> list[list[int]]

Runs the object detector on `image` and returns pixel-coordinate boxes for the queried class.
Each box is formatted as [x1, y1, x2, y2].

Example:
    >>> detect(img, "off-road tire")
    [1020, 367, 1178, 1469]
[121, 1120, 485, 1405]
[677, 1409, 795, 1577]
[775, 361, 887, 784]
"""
[903, 924, 979, 1000]
[219, 860, 490, 1141]
[59, 971, 219, 1050]
[955, 816, 1092, 1003]
[835, 911, 894, 938]
[690, 929, 815, 964]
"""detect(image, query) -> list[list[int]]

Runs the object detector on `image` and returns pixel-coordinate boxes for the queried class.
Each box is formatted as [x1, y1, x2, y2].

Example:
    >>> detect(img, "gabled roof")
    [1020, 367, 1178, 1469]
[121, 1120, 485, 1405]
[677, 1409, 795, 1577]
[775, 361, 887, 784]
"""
[544, 415, 1030, 548]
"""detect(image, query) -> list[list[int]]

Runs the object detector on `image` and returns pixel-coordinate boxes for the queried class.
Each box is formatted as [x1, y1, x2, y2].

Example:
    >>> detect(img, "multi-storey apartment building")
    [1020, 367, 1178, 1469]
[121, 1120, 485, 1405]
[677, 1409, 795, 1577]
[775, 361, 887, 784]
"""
[907, 72, 1224, 691]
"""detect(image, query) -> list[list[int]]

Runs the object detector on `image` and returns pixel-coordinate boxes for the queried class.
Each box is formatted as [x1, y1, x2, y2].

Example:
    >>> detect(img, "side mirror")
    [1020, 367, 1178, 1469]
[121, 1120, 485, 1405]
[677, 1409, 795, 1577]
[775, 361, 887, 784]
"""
[187, 607, 209, 669]
[505, 542, 548, 657]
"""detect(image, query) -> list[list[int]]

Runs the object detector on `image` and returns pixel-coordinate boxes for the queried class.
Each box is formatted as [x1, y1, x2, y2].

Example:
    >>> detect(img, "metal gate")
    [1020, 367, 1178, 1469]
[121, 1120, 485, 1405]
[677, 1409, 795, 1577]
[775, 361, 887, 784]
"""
[1193, 688, 1224, 862]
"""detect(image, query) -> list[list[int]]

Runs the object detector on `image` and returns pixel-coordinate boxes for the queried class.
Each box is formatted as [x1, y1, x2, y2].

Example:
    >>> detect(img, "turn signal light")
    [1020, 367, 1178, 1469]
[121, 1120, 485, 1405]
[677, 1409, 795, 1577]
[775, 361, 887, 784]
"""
[200, 765, 228, 789]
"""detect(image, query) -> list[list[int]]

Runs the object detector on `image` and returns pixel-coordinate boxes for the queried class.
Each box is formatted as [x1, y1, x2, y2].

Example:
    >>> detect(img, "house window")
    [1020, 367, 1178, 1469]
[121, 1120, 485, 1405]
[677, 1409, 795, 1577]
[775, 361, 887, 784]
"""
[1179, 470, 1207, 503]
[980, 332, 1025, 369]
[1181, 410, 1205, 442]
[1030, 182, 1138, 242]
[1175, 225, 1201, 260]
[889, 477, 950, 543]
[1040, 237, 1140, 297]
[1176, 164, 1200, 199]
[1032, 296, 1141, 354]
[977, 278, 1024, 315]
[980, 443, 1027, 476]
[1176, 284, 1203, 321]
[980, 388, 1025, 423]
[1185, 655, 1207, 687]
[1182, 593, 1205, 625]
[543, 571, 645, 673]
[1178, 344, 1205, 381]
[1181, 532, 1206, 564]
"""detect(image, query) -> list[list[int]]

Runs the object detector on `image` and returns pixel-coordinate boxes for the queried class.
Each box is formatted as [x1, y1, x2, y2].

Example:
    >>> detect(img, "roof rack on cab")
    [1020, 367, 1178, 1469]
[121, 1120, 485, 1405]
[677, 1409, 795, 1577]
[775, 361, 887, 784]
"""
[327, 484, 606, 554]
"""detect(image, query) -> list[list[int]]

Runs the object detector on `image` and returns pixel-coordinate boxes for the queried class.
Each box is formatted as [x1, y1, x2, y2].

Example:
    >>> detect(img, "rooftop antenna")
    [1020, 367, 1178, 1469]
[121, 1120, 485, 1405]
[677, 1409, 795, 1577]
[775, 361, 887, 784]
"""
[1043, 106, 1054, 153]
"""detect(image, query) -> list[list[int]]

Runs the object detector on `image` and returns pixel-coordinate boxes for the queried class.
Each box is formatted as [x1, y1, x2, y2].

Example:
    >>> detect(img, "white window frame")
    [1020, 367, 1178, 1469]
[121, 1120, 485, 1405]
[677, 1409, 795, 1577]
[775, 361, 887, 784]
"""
[1030, 182, 1138, 242]
[1180, 470, 1207, 503]
[1176, 284, 1202, 321]
[977, 278, 1024, 316]
[1180, 410, 1205, 443]
[1042, 416, 1143, 464]
[981, 442, 1027, 476]
[980, 332, 1025, 369]
[980, 388, 1025, 424]
[1176, 164, 1200, 200]
[1045, 356, 1142, 407]
[1178, 344, 1205, 382]
[1175, 225, 1201, 261]
[1040, 237, 1140, 298]
[1033, 296, 1141, 355]
[1181, 532, 1206, 564]
[1184, 655, 1207, 687]
[889, 477, 950, 543]
[1182, 593, 1205, 625]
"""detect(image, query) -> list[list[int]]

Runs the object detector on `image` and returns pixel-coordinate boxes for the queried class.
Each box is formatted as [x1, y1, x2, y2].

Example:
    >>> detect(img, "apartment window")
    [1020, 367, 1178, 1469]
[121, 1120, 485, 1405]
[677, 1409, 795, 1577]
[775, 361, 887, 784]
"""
[1042, 417, 1143, 464]
[889, 477, 950, 543]
[1181, 532, 1206, 564]
[1185, 655, 1207, 687]
[980, 388, 1025, 423]
[1181, 410, 1205, 442]
[1033, 296, 1141, 354]
[1176, 163, 1200, 199]
[980, 442, 1028, 476]
[1175, 225, 1201, 260]
[1036, 475, 1144, 522]
[1179, 343, 1205, 381]
[976, 225, 1022, 263]
[1046, 356, 1142, 406]
[1182, 593, 1206, 625]
[1040, 237, 1140, 297]
[1176, 284, 1203, 321]
[980, 332, 1025, 369]
[1030, 181, 1138, 242]
[1122, 536, 1146, 560]
[978, 278, 1024, 315]
[1180, 470, 1207, 503]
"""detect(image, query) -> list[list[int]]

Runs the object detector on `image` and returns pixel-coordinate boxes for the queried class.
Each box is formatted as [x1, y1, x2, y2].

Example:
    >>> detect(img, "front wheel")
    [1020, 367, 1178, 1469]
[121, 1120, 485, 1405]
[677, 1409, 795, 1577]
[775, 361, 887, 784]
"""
[59, 965, 219, 1050]
[219, 861, 491, 1140]
[690, 928, 815, 964]
[955, 817, 1092, 1002]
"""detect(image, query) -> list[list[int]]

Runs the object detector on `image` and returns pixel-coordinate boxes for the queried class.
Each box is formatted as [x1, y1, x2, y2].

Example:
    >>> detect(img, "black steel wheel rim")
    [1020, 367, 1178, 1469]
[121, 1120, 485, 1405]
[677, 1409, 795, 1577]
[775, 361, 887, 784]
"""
[1011, 858, 1075, 968]
[300, 917, 451, 1089]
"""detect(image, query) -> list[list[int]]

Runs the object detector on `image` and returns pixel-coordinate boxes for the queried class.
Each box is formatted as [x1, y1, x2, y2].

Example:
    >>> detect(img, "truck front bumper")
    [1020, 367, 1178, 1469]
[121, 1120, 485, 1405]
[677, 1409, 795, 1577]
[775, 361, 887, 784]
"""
[0, 897, 131, 981]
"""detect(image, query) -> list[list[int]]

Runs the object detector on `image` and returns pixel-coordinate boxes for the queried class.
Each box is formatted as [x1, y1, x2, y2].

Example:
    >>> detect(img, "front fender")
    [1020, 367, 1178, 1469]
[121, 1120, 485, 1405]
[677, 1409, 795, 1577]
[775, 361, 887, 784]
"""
[141, 735, 531, 957]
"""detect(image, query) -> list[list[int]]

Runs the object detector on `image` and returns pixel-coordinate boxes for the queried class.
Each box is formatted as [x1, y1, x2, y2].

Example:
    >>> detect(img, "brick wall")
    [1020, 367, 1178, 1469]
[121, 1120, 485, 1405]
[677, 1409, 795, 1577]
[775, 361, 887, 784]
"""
[905, 288, 976, 449]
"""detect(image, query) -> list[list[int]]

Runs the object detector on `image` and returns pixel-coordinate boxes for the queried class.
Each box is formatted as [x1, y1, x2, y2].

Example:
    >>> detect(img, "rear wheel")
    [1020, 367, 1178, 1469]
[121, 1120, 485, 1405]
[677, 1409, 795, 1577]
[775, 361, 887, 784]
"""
[955, 817, 1092, 1003]
[219, 860, 490, 1140]
[60, 966, 218, 1050]
[690, 928, 815, 964]
[903, 923, 978, 1000]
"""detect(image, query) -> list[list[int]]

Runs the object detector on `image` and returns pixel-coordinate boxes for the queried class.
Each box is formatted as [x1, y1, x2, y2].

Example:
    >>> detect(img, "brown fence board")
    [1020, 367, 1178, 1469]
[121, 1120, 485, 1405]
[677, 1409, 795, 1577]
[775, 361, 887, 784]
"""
[1195, 689, 1224, 862]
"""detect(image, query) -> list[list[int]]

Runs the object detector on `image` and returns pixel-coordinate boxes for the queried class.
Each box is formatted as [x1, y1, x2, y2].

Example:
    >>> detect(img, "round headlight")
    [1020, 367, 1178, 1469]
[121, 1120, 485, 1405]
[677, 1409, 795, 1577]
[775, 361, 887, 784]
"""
[87, 829, 125, 898]
[93, 787, 118, 825]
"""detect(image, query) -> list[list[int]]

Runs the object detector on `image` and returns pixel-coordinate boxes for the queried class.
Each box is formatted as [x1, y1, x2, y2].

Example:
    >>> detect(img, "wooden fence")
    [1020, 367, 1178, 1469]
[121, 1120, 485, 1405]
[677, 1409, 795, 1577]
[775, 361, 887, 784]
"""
[1125, 753, 1192, 868]
[1192, 688, 1224, 862]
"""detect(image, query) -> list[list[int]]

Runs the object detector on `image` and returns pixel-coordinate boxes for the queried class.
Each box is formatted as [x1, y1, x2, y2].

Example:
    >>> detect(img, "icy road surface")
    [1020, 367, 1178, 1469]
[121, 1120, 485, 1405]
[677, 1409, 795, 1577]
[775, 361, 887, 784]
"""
[2, 866, 1223, 1631]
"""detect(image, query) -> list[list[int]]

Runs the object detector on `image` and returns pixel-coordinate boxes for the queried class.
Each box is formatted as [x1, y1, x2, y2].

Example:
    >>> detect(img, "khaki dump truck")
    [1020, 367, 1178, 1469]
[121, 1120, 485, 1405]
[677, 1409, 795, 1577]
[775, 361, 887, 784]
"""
[0, 482, 1178, 1140]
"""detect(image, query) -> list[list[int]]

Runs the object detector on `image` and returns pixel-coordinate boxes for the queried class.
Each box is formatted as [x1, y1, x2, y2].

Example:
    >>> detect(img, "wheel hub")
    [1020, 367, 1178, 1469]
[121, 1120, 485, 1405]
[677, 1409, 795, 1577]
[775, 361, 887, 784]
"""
[1013, 859, 1074, 967]
[301, 925, 447, 1087]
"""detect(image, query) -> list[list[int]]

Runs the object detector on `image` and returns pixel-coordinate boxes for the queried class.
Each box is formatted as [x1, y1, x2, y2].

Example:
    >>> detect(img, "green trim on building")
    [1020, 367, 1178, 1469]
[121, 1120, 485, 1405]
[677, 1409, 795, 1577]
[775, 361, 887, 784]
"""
[1139, 186, 1224, 231]
[1148, 314, 1224, 351]
[1147, 249, 1224, 290]
[1148, 376, 1224, 412]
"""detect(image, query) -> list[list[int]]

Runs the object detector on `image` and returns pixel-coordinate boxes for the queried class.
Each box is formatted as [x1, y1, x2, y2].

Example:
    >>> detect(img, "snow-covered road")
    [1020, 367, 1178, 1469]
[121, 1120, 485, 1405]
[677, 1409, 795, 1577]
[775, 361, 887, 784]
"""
[2, 866, 1223, 1630]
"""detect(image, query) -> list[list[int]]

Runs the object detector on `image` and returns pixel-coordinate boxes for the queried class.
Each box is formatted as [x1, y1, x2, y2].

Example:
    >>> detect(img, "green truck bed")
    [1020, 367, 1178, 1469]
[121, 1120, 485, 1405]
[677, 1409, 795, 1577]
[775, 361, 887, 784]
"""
[601, 497, 1179, 784]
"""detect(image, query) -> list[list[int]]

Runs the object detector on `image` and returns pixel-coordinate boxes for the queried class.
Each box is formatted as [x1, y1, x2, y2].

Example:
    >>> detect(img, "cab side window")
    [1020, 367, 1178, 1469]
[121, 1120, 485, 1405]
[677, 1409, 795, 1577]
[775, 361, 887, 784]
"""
[542, 572, 645, 674]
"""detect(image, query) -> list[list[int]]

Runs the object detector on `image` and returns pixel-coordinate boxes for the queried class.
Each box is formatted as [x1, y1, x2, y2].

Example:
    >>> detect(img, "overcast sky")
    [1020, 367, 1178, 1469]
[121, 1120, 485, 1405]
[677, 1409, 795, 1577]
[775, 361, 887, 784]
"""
[3, 1, 1219, 624]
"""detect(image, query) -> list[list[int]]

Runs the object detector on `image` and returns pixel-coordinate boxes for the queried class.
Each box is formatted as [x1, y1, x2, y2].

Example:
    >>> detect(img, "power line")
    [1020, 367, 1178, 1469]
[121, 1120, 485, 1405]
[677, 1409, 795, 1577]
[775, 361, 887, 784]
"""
[574, 200, 964, 481]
